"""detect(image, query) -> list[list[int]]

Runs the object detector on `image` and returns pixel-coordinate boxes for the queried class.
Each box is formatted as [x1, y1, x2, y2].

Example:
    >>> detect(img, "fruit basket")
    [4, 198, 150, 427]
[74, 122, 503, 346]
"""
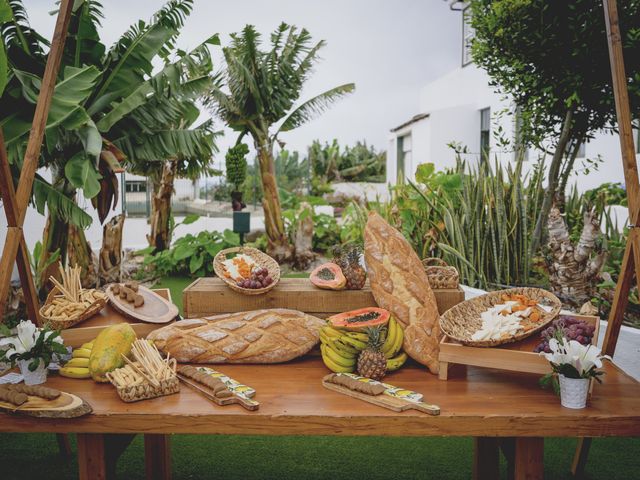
[439, 287, 561, 347]
[422, 258, 459, 289]
[213, 246, 280, 295]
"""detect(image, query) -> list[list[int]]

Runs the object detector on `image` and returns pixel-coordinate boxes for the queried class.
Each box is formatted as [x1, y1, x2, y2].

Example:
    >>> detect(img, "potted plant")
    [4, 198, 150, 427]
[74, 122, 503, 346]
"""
[540, 336, 610, 409]
[0, 320, 66, 385]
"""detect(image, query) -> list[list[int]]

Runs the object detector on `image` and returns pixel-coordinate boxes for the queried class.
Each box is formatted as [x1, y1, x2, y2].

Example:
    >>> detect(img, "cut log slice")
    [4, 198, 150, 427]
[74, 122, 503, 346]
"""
[0, 391, 92, 418]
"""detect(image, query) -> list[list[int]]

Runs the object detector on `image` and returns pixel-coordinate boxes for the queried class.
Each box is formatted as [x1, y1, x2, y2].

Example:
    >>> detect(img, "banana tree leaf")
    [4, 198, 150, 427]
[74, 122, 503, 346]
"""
[0, 37, 6, 97]
[33, 175, 92, 229]
[64, 152, 102, 199]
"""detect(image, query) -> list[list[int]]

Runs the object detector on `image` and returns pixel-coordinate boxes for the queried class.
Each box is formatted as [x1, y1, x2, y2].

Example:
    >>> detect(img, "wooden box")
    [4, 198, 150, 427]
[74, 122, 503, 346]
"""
[182, 277, 465, 318]
[438, 314, 600, 380]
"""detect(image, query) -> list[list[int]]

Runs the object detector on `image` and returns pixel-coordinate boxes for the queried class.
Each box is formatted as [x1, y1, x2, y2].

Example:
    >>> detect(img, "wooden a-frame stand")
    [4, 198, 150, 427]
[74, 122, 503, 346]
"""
[0, 0, 74, 326]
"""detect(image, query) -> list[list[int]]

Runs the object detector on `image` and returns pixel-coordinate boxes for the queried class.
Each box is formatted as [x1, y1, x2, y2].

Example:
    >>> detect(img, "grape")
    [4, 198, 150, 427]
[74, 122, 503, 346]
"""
[533, 316, 594, 352]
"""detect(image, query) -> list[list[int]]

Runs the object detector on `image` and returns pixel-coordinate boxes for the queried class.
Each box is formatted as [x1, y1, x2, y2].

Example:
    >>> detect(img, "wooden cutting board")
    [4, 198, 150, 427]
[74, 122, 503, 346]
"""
[0, 391, 92, 418]
[177, 374, 259, 411]
[106, 284, 178, 324]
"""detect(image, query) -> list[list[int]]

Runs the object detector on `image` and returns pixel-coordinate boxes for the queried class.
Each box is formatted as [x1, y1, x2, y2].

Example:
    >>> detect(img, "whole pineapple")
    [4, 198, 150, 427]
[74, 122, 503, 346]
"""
[357, 327, 387, 380]
[333, 244, 366, 290]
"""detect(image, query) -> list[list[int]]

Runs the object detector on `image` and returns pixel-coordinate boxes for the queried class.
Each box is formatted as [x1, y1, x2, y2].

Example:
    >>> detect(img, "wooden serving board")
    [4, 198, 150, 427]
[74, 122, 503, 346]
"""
[0, 391, 92, 418]
[106, 284, 178, 324]
[322, 380, 440, 415]
[177, 374, 259, 411]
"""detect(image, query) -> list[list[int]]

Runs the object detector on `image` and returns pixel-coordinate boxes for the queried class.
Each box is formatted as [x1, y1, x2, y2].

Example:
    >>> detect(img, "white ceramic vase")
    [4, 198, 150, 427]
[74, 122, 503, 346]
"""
[559, 374, 589, 409]
[18, 359, 48, 386]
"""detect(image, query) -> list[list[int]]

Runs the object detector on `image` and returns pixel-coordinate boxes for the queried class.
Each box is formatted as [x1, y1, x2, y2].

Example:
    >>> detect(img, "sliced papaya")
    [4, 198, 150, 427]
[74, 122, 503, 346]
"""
[310, 263, 347, 290]
[328, 307, 390, 331]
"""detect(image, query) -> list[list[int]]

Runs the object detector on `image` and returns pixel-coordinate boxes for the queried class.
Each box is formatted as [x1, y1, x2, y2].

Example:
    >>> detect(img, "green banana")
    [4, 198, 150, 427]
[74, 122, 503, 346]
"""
[387, 352, 408, 371]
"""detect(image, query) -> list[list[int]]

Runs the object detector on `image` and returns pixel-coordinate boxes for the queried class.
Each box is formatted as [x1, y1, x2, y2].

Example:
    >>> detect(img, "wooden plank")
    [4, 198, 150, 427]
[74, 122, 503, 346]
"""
[77, 433, 107, 480]
[0, 129, 18, 225]
[144, 434, 171, 480]
[513, 437, 543, 480]
[16, 236, 41, 325]
[473, 437, 500, 480]
[0, 227, 22, 316]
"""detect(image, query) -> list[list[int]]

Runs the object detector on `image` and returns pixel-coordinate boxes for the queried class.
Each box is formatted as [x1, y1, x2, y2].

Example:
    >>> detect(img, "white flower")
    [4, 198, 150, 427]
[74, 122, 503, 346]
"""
[0, 321, 39, 360]
[540, 336, 611, 376]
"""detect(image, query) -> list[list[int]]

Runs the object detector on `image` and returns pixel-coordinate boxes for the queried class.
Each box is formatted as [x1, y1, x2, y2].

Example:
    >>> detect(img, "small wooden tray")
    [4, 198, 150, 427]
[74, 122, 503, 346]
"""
[0, 391, 92, 418]
[177, 374, 259, 411]
[438, 314, 600, 380]
[106, 284, 178, 324]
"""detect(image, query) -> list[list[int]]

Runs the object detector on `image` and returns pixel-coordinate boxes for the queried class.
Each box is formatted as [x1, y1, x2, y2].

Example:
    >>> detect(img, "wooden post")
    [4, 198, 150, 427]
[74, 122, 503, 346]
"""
[0, 0, 74, 324]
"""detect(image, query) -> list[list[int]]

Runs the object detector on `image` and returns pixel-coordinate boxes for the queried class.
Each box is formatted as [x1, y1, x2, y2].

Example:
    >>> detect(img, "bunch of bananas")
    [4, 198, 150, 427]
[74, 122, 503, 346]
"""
[59, 340, 95, 379]
[319, 317, 407, 374]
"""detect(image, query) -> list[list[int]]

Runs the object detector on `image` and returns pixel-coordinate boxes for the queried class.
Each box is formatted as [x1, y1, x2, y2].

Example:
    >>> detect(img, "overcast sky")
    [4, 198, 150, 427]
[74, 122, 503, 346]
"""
[28, 0, 461, 159]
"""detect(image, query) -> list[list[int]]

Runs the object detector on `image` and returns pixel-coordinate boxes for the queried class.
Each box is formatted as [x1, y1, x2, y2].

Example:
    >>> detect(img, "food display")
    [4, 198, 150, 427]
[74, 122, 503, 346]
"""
[470, 293, 546, 342]
[310, 263, 347, 290]
[213, 247, 281, 295]
[534, 316, 596, 353]
[40, 265, 106, 328]
[319, 316, 407, 375]
[364, 211, 441, 374]
[177, 365, 259, 411]
[110, 282, 144, 308]
[59, 340, 95, 379]
[89, 323, 137, 382]
[106, 339, 179, 402]
[332, 244, 367, 290]
[0, 384, 92, 418]
[148, 309, 325, 363]
[322, 373, 440, 415]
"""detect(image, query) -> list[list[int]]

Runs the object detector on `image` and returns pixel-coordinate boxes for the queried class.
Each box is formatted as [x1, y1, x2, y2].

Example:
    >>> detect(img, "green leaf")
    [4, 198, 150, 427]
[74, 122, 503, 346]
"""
[173, 243, 196, 261]
[33, 176, 93, 229]
[0, 37, 7, 97]
[64, 152, 102, 199]
[222, 229, 240, 246]
[415, 163, 435, 184]
[181, 214, 200, 225]
[189, 253, 204, 273]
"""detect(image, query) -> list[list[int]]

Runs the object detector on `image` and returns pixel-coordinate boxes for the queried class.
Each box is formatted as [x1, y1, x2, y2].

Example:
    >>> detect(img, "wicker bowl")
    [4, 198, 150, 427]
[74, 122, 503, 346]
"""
[439, 287, 562, 347]
[213, 246, 280, 296]
[422, 258, 459, 289]
[39, 286, 106, 330]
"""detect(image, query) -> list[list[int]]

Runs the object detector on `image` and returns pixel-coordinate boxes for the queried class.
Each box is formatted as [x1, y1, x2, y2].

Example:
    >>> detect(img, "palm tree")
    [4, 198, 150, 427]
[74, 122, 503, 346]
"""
[208, 23, 355, 262]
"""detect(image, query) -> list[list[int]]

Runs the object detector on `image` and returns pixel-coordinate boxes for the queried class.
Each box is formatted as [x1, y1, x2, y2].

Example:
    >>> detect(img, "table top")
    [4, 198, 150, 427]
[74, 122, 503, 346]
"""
[2, 356, 639, 438]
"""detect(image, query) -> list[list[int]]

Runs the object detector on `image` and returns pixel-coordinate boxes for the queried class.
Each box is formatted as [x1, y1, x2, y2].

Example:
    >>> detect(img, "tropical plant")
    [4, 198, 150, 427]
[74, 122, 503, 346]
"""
[225, 142, 249, 211]
[309, 139, 386, 185]
[208, 23, 355, 262]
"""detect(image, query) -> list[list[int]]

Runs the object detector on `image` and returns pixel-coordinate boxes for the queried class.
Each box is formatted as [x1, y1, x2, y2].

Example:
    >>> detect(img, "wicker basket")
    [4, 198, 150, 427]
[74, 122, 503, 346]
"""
[422, 258, 459, 289]
[213, 246, 280, 295]
[39, 286, 106, 330]
[439, 287, 562, 347]
[106, 359, 180, 403]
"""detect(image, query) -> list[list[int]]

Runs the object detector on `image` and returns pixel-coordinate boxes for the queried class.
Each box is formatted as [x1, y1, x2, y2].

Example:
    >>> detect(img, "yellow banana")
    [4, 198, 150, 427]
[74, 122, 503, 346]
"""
[320, 346, 354, 373]
[59, 367, 91, 379]
[323, 343, 356, 367]
[386, 322, 404, 359]
[345, 331, 369, 342]
[339, 335, 367, 351]
[382, 319, 397, 357]
[319, 330, 333, 345]
[386, 352, 408, 371]
[72, 348, 92, 359]
[80, 342, 94, 351]
[65, 358, 90, 368]
[332, 339, 360, 356]
[321, 326, 344, 338]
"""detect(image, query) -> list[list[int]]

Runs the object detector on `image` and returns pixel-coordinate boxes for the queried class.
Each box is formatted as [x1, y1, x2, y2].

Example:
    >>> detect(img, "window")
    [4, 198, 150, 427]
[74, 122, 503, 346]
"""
[462, 6, 474, 66]
[480, 108, 490, 162]
[396, 134, 412, 184]
[125, 180, 147, 193]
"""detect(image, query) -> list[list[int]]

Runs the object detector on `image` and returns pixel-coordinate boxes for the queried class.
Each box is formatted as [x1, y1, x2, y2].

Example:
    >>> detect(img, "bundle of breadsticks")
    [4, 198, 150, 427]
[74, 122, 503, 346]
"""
[106, 340, 177, 390]
[42, 265, 106, 320]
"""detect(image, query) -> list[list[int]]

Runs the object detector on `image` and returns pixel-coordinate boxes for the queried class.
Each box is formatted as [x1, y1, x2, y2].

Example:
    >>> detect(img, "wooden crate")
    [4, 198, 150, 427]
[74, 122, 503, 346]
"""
[59, 288, 175, 348]
[438, 314, 600, 380]
[183, 277, 464, 318]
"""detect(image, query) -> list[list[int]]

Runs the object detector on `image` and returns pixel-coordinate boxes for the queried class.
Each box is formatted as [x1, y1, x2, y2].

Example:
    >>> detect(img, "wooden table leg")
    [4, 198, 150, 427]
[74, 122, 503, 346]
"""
[571, 438, 592, 478]
[56, 433, 72, 459]
[473, 437, 500, 480]
[144, 434, 172, 480]
[513, 437, 544, 480]
[77, 433, 106, 480]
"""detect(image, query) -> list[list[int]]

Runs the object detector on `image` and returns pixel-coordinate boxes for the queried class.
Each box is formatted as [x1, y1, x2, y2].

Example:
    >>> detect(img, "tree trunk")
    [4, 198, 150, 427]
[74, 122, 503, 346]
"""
[255, 138, 292, 262]
[99, 214, 125, 285]
[293, 202, 315, 270]
[547, 205, 607, 306]
[558, 137, 583, 198]
[67, 223, 99, 288]
[530, 109, 574, 256]
[148, 160, 177, 252]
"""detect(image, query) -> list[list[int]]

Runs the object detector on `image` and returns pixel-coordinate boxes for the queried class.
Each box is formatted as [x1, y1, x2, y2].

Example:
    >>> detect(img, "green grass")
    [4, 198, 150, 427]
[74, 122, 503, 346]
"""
[2, 275, 637, 479]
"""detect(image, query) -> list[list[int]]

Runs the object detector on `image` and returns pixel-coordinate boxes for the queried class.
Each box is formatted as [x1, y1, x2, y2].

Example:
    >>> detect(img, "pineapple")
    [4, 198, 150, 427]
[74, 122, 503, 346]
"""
[333, 244, 366, 290]
[357, 327, 387, 380]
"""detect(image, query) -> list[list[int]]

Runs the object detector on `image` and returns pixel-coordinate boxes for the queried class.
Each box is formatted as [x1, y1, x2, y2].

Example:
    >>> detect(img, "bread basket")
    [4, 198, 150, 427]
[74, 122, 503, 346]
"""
[39, 286, 106, 330]
[106, 359, 180, 403]
[439, 287, 561, 347]
[422, 257, 459, 289]
[213, 247, 280, 295]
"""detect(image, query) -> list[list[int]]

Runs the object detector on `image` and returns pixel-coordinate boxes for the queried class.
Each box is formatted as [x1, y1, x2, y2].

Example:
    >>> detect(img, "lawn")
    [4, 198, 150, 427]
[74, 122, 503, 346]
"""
[1, 275, 638, 479]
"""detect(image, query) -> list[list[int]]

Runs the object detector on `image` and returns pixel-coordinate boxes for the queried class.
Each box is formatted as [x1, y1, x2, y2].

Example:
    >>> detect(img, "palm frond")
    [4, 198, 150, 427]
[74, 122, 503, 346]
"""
[32, 175, 93, 229]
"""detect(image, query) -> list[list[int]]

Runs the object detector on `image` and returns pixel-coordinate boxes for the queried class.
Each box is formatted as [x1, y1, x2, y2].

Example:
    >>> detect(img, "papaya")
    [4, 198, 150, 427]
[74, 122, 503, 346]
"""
[328, 307, 390, 331]
[89, 323, 137, 383]
[310, 263, 347, 290]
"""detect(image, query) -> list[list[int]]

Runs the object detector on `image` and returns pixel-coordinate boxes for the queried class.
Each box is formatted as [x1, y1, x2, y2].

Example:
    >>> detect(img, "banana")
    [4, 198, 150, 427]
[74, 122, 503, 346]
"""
[321, 326, 344, 339]
[80, 342, 94, 351]
[344, 331, 369, 342]
[72, 348, 92, 359]
[386, 352, 408, 371]
[59, 367, 91, 379]
[65, 358, 90, 368]
[320, 345, 354, 373]
[339, 335, 368, 351]
[323, 343, 356, 367]
[386, 321, 404, 359]
[332, 339, 360, 356]
[382, 318, 398, 357]
[319, 330, 333, 346]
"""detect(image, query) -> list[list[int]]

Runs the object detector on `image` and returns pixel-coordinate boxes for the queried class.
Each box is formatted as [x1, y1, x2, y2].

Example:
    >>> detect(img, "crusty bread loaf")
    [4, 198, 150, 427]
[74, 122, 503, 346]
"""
[147, 309, 325, 364]
[364, 212, 440, 374]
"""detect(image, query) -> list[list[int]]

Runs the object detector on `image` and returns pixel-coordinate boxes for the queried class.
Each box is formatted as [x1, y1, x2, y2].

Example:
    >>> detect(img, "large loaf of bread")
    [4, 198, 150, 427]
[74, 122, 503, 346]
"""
[364, 212, 441, 374]
[147, 309, 325, 363]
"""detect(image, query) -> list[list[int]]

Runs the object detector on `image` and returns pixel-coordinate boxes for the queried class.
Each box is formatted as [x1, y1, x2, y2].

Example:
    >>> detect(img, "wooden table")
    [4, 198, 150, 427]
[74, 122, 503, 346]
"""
[2, 353, 639, 479]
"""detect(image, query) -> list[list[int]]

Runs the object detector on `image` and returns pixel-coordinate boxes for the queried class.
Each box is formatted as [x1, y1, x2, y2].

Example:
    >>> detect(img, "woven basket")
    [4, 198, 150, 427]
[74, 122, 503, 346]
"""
[213, 246, 280, 296]
[422, 258, 459, 289]
[439, 287, 562, 347]
[107, 360, 180, 403]
[39, 286, 106, 330]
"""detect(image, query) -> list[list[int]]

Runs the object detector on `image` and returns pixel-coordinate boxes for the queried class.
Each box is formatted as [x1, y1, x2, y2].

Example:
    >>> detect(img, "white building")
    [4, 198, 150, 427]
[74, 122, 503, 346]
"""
[387, 6, 631, 192]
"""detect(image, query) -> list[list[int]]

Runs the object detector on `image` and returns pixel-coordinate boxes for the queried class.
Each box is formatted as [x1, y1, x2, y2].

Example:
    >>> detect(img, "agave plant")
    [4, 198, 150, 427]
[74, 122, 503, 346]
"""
[208, 23, 355, 262]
